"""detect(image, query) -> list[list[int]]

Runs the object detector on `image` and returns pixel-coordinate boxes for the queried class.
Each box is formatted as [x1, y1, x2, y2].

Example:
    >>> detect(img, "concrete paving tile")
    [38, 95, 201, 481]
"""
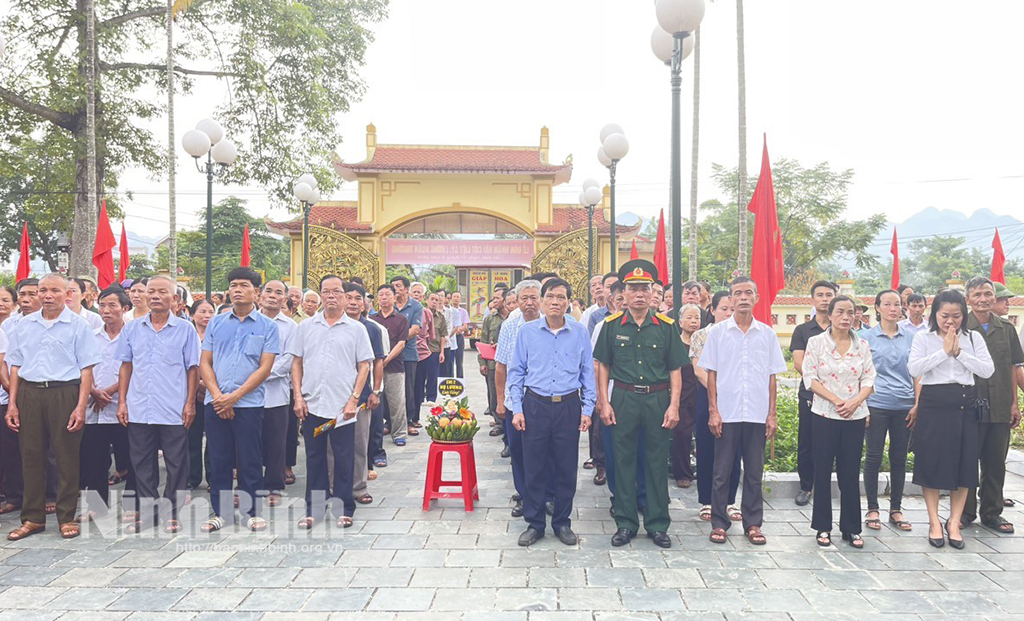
[107, 588, 190, 611]
[303, 588, 374, 612]
[236, 588, 313, 611]
[337, 550, 395, 567]
[814, 569, 885, 590]
[920, 591, 1004, 616]
[471, 568, 529, 588]
[366, 588, 436, 612]
[555, 550, 611, 568]
[44, 586, 127, 610]
[49, 567, 129, 587]
[715, 551, 778, 569]
[753, 568, 822, 590]
[586, 567, 645, 588]
[926, 570, 1005, 591]
[409, 567, 471, 587]
[528, 568, 585, 587]
[53, 550, 128, 568]
[446, 550, 501, 568]
[494, 588, 558, 612]
[678, 588, 746, 612]
[229, 567, 301, 588]
[109, 568, 184, 587]
[166, 567, 243, 588]
[859, 590, 942, 614]
[931, 552, 1004, 571]
[0, 567, 69, 586]
[641, 568, 705, 588]
[371, 535, 429, 549]
[556, 587, 623, 611]
[501, 549, 556, 568]
[608, 550, 667, 568]
[172, 588, 252, 611]
[0, 586, 66, 609]
[390, 549, 448, 567]
[4, 550, 73, 567]
[431, 587, 497, 611]
[801, 589, 878, 614]
[349, 568, 415, 587]
[619, 588, 686, 611]
[740, 588, 812, 612]
[289, 567, 359, 588]
[697, 568, 763, 589]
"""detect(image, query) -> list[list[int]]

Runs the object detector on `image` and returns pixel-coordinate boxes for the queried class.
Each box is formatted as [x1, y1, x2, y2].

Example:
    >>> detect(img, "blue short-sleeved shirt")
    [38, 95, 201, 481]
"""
[202, 307, 280, 408]
[396, 299, 423, 362]
[861, 324, 915, 410]
[7, 307, 100, 382]
[117, 313, 201, 425]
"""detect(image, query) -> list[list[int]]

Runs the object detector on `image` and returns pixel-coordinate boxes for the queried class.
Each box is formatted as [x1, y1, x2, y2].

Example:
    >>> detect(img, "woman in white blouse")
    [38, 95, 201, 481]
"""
[802, 295, 876, 548]
[908, 288, 994, 549]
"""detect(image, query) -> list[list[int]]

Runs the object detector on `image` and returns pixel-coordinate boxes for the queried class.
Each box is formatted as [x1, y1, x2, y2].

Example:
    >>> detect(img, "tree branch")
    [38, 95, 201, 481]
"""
[100, 0, 212, 29]
[0, 85, 75, 129]
[100, 61, 239, 77]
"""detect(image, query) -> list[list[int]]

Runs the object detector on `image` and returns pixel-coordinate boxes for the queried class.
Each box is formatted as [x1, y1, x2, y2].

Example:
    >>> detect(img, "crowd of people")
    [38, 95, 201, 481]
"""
[0, 262, 1019, 552]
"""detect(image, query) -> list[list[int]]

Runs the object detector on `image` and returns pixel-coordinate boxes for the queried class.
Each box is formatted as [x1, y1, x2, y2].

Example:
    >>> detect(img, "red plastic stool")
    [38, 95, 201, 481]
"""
[422, 441, 479, 512]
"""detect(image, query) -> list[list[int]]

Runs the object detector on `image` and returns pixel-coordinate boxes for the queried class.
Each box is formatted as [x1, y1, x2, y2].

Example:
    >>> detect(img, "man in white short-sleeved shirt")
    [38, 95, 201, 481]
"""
[698, 276, 787, 545]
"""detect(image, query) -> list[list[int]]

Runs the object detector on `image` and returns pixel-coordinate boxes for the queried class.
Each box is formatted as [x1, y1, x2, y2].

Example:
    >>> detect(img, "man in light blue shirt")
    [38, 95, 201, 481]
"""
[5, 273, 100, 540]
[507, 278, 595, 547]
[390, 276, 422, 444]
[116, 275, 199, 533]
[199, 267, 279, 532]
[257, 280, 295, 506]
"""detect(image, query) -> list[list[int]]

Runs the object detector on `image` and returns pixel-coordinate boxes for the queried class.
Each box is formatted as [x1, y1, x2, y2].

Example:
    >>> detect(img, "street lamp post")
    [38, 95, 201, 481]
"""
[599, 127, 629, 271]
[293, 174, 321, 290]
[182, 118, 237, 300]
[580, 179, 602, 304]
[653, 0, 705, 315]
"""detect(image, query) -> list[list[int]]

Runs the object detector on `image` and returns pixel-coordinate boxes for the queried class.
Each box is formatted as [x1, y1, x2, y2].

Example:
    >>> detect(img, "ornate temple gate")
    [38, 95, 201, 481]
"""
[531, 229, 597, 302]
[306, 225, 379, 293]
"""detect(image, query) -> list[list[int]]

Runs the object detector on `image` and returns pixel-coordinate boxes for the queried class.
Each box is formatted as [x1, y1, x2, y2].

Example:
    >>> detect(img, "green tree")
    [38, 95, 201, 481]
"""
[898, 236, 1024, 294]
[155, 197, 288, 292]
[709, 159, 886, 278]
[124, 253, 157, 280]
[0, 0, 387, 275]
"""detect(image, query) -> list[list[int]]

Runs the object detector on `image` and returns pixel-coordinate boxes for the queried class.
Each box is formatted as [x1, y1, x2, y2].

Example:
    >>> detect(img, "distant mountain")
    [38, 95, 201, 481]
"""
[845, 208, 1024, 269]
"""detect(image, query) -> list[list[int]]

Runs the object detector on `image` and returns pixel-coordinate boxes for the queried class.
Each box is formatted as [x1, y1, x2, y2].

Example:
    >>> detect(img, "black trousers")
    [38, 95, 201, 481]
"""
[262, 405, 290, 493]
[80, 423, 126, 511]
[671, 400, 695, 482]
[522, 392, 581, 533]
[128, 423, 189, 526]
[797, 396, 815, 492]
[694, 385, 739, 506]
[187, 397, 210, 489]
[286, 392, 299, 469]
[440, 350, 454, 378]
[0, 405, 23, 506]
[112, 422, 130, 474]
[303, 412, 355, 520]
[810, 414, 865, 535]
[863, 407, 911, 512]
[964, 421, 1011, 523]
[588, 415, 605, 468]
[711, 422, 765, 532]
[455, 335, 465, 378]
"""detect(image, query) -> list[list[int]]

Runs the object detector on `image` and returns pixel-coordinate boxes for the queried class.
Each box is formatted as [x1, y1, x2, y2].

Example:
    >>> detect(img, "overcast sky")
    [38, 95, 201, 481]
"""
[109, 0, 1024, 249]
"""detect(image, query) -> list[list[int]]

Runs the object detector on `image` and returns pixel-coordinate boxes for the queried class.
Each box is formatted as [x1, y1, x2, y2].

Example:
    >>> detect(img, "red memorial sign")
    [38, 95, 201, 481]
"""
[385, 239, 533, 267]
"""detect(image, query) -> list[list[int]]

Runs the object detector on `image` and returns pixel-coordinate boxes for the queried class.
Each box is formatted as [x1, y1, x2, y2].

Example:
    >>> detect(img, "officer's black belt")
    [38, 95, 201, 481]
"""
[613, 381, 670, 395]
[526, 388, 580, 404]
[21, 379, 81, 389]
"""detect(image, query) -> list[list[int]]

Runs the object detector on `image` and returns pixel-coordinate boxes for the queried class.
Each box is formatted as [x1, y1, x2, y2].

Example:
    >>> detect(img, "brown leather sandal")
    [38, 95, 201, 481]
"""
[7, 521, 45, 541]
[60, 522, 80, 539]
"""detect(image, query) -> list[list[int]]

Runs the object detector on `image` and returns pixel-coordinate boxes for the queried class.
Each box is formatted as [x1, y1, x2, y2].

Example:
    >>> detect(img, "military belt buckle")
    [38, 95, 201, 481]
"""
[552, 395, 562, 403]
[634, 385, 650, 394]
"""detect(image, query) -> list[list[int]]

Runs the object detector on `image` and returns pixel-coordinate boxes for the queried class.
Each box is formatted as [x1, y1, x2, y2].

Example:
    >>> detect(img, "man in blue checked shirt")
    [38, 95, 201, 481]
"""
[199, 267, 279, 533]
[507, 277, 596, 547]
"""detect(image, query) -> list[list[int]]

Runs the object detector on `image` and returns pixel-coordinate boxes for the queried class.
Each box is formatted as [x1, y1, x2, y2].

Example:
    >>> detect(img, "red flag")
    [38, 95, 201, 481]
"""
[630, 239, 639, 260]
[119, 223, 130, 284]
[241, 224, 251, 267]
[747, 135, 785, 325]
[653, 209, 669, 285]
[890, 228, 900, 291]
[15, 223, 30, 283]
[92, 200, 117, 289]
[991, 228, 1006, 284]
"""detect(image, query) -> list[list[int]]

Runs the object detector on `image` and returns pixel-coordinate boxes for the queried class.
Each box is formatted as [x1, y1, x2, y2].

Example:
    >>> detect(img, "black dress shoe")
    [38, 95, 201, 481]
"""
[518, 526, 544, 546]
[489, 427, 504, 437]
[512, 493, 521, 502]
[554, 525, 578, 546]
[500, 446, 511, 458]
[611, 528, 636, 547]
[795, 490, 811, 506]
[545, 501, 555, 516]
[609, 504, 616, 517]
[648, 531, 672, 548]
[511, 500, 524, 518]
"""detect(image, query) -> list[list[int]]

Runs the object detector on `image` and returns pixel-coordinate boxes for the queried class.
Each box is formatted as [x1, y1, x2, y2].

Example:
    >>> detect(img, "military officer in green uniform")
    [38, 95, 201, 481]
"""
[593, 259, 687, 548]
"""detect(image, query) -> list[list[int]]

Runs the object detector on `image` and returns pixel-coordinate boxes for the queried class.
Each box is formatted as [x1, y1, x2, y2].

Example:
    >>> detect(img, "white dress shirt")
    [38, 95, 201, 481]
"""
[261, 310, 296, 408]
[697, 316, 787, 424]
[898, 317, 928, 337]
[908, 330, 994, 385]
[78, 306, 103, 331]
[288, 312, 374, 422]
[88, 326, 122, 425]
[802, 329, 876, 421]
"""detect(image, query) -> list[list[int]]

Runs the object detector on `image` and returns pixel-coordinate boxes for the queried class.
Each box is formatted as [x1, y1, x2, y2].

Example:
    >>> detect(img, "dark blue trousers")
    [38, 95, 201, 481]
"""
[522, 391, 581, 533]
[602, 419, 647, 508]
[369, 402, 386, 467]
[505, 408, 555, 502]
[694, 384, 740, 506]
[206, 404, 263, 521]
[302, 412, 355, 521]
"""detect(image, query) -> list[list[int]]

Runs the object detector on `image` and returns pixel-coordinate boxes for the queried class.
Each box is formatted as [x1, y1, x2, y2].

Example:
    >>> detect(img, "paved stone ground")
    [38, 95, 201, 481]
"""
[1, 368, 1023, 620]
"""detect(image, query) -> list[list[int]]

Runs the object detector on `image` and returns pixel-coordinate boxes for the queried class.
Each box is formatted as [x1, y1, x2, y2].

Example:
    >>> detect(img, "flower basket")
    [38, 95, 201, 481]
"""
[425, 396, 480, 444]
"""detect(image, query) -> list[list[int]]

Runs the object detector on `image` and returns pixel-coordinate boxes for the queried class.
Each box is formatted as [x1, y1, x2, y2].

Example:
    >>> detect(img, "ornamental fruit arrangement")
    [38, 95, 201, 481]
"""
[425, 396, 479, 444]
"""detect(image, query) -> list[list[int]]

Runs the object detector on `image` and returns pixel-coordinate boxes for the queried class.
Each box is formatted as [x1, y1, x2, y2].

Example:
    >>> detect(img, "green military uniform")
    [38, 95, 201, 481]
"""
[965, 311, 1024, 525]
[479, 311, 505, 418]
[593, 260, 688, 535]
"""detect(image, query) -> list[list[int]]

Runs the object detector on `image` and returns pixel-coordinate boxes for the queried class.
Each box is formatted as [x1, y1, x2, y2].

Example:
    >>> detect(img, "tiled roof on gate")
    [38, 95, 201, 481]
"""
[265, 202, 371, 234]
[335, 146, 571, 177]
[536, 205, 640, 236]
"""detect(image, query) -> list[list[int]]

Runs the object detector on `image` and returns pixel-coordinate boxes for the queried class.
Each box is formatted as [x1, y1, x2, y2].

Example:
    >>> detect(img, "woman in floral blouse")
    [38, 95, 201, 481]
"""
[802, 295, 877, 548]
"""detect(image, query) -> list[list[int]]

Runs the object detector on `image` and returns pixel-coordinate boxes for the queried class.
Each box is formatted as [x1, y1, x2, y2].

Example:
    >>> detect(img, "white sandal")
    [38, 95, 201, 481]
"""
[200, 516, 225, 533]
[699, 505, 712, 521]
[246, 516, 268, 532]
[727, 505, 742, 521]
